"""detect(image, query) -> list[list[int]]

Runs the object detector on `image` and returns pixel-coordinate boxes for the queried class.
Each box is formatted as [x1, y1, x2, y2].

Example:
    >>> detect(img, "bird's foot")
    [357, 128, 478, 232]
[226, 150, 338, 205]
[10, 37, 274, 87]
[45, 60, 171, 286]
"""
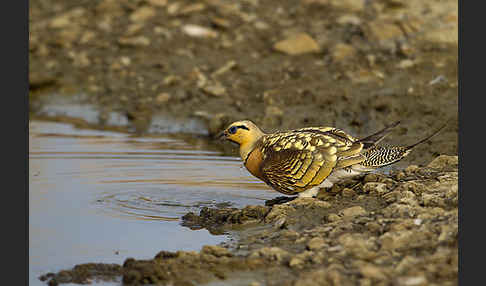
[297, 186, 321, 198]
[265, 196, 296, 206]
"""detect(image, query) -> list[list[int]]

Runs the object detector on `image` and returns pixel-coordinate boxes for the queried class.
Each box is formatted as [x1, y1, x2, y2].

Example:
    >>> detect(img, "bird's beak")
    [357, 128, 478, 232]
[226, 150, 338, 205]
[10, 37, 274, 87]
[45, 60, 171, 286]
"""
[215, 130, 227, 140]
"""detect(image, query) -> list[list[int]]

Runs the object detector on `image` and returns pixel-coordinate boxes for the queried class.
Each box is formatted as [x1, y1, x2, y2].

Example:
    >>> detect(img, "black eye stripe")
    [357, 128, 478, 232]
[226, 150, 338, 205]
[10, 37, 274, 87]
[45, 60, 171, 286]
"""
[237, 125, 250, 131]
[228, 125, 249, 134]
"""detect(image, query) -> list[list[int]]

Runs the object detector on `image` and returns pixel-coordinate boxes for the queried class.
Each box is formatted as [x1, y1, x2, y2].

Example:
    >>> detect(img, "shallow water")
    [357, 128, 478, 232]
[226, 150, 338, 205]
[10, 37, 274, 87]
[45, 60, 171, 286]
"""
[29, 120, 276, 285]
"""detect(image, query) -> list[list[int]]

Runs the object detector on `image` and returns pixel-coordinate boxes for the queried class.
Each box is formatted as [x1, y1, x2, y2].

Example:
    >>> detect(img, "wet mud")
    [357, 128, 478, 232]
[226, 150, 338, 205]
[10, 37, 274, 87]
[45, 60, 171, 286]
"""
[40, 155, 458, 286]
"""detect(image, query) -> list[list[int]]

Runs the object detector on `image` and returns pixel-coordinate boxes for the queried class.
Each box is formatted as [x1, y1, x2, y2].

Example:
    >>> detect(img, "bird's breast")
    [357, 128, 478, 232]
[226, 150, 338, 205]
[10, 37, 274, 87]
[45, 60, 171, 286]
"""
[244, 147, 264, 180]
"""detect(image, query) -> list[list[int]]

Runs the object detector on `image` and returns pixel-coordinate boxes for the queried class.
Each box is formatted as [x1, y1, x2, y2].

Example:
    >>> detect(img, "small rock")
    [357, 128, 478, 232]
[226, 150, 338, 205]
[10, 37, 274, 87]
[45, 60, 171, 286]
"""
[80, 31, 96, 44]
[379, 230, 430, 252]
[163, 75, 180, 86]
[337, 14, 362, 25]
[358, 263, 387, 280]
[202, 84, 226, 96]
[49, 8, 85, 29]
[366, 20, 404, 51]
[396, 276, 428, 286]
[211, 60, 237, 78]
[405, 165, 420, 173]
[397, 59, 416, 69]
[254, 21, 270, 30]
[340, 206, 366, 218]
[338, 234, 377, 260]
[330, 0, 365, 12]
[125, 23, 145, 36]
[426, 155, 458, 170]
[201, 245, 232, 257]
[68, 51, 90, 67]
[118, 36, 151, 46]
[182, 24, 218, 38]
[179, 3, 206, 15]
[346, 69, 380, 84]
[289, 257, 304, 268]
[130, 6, 157, 22]
[304, 0, 364, 12]
[366, 222, 382, 234]
[341, 188, 357, 198]
[399, 42, 416, 56]
[120, 56, 131, 66]
[363, 182, 388, 196]
[147, 0, 167, 6]
[289, 197, 331, 208]
[328, 213, 341, 222]
[332, 43, 356, 62]
[428, 75, 446, 85]
[167, 2, 182, 15]
[249, 247, 290, 263]
[273, 33, 320, 55]
[307, 237, 326, 250]
[211, 17, 231, 29]
[156, 93, 171, 104]
[265, 204, 294, 222]
[363, 173, 381, 183]
[421, 10, 458, 45]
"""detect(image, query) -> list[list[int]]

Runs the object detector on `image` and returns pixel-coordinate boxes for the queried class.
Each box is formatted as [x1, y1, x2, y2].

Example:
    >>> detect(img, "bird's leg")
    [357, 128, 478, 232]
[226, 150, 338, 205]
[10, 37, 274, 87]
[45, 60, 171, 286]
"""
[297, 186, 321, 198]
[297, 179, 334, 198]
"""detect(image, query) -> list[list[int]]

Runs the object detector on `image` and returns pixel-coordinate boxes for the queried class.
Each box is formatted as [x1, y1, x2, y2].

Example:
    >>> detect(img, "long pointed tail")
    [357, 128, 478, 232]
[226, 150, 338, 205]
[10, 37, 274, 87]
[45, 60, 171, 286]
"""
[406, 122, 449, 149]
[358, 121, 401, 149]
[360, 121, 449, 168]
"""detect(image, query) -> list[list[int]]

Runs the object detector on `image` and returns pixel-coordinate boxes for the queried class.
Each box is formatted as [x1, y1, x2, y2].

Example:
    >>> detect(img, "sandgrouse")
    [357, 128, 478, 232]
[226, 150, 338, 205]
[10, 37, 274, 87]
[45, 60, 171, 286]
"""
[218, 120, 445, 198]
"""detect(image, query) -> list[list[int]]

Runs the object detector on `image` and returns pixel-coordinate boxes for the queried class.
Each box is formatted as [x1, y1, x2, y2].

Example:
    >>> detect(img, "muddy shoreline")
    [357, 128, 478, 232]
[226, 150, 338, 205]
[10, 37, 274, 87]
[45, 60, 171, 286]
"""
[30, 0, 458, 285]
[39, 155, 458, 286]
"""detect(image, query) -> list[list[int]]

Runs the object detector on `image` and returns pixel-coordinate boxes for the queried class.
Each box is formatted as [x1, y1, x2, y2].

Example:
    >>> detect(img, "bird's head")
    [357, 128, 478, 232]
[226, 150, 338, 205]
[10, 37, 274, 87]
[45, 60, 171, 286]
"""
[218, 120, 264, 147]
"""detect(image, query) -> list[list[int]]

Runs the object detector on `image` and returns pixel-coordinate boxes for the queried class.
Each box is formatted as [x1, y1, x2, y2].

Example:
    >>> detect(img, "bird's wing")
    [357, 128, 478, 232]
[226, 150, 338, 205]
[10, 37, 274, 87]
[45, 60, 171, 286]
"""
[259, 129, 365, 194]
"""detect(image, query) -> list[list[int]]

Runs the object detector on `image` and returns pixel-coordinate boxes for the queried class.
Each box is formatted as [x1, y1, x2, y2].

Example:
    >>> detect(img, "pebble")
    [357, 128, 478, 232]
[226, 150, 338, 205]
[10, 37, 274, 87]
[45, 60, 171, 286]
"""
[397, 59, 416, 69]
[211, 60, 237, 78]
[366, 19, 403, 51]
[118, 36, 151, 46]
[201, 245, 232, 257]
[327, 213, 341, 222]
[337, 14, 362, 25]
[427, 155, 458, 170]
[358, 263, 387, 280]
[147, 0, 167, 7]
[182, 24, 218, 38]
[289, 257, 304, 268]
[156, 93, 171, 104]
[340, 206, 367, 218]
[273, 33, 320, 55]
[332, 43, 356, 62]
[130, 6, 157, 22]
[249, 247, 290, 262]
[202, 84, 226, 97]
[396, 276, 428, 286]
[341, 188, 357, 198]
[307, 237, 326, 250]
[362, 182, 388, 196]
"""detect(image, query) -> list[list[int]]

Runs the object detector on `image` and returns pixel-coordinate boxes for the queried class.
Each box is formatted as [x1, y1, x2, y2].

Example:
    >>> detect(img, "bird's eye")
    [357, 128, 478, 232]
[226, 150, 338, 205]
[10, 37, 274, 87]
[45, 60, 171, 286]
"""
[228, 126, 237, 134]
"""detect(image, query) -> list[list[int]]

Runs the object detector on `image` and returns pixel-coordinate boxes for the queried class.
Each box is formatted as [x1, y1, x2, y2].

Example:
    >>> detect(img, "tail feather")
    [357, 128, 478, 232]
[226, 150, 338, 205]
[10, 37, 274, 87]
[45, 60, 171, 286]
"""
[360, 121, 449, 168]
[358, 121, 401, 149]
[406, 122, 449, 149]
